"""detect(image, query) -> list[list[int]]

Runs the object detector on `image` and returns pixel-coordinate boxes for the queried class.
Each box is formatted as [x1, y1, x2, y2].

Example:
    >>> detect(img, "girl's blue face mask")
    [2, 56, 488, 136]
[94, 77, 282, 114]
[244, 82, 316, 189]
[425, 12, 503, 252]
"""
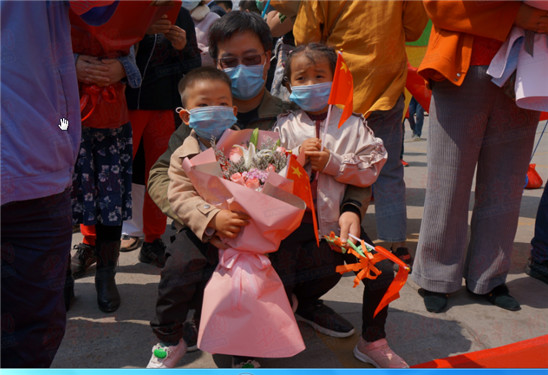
[223, 64, 265, 100]
[289, 82, 332, 112]
[178, 106, 237, 141]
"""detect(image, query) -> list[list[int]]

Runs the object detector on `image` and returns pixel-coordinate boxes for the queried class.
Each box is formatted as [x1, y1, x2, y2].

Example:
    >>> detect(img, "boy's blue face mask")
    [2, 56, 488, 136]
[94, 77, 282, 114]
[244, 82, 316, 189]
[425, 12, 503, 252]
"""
[181, 0, 200, 11]
[289, 82, 332, 112]
[223, 64, 265, 100]
[178, 106, 237, 141]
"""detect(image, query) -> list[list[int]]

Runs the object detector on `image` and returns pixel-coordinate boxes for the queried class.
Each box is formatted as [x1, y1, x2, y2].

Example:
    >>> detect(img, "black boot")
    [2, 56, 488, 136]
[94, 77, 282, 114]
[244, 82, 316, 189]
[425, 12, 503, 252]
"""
[95, 240, 121, 313]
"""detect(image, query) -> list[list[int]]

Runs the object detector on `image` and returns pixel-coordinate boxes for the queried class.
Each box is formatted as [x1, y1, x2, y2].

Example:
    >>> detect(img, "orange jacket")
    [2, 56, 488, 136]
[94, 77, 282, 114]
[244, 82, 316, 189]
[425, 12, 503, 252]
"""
[418, 0, 520, 86]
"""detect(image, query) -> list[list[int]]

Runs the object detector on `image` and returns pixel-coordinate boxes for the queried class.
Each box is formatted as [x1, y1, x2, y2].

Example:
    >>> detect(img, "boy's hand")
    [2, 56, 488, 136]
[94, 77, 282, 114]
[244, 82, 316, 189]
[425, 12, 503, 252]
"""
[165, 25, 187, 50]
[209, 209, 250, 239]
[305, 148, 330, 172]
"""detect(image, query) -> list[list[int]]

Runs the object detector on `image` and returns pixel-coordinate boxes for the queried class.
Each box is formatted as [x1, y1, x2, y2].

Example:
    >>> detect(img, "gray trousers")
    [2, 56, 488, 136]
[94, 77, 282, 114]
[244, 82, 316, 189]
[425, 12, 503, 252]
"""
[412, 66, 540, 294]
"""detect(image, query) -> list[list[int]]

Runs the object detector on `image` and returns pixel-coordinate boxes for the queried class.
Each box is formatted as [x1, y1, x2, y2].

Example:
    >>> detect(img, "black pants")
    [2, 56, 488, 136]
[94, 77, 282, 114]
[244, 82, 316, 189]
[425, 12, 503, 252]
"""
[271, 222, 392, 341]
[150, 228, 218, 344]
[1, 189, 72, 367]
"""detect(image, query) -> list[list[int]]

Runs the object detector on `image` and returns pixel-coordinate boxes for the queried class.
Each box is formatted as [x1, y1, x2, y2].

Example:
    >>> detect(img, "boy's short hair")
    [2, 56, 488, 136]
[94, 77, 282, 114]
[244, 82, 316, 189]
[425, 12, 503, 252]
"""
[178, 66, 232, 107]
[208, 10, 273, 62]
[283, 43, 338, 85]
[216, 0, 233, 11]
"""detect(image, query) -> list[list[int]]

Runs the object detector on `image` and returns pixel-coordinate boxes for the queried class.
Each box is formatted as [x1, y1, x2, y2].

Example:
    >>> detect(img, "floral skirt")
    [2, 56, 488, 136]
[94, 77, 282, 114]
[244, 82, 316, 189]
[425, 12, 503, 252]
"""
[72, 123, 133, 226]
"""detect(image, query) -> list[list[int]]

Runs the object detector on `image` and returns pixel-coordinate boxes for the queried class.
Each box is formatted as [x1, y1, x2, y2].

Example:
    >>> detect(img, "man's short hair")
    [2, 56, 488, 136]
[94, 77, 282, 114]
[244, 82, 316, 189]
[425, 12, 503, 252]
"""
[177, 66, 232, 107]
[208, 10, 273, 62]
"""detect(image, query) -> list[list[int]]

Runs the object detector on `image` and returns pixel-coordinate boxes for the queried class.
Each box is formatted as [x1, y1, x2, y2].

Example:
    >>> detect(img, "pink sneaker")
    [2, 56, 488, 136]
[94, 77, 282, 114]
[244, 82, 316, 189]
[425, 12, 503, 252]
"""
[353, 337, 409, 368]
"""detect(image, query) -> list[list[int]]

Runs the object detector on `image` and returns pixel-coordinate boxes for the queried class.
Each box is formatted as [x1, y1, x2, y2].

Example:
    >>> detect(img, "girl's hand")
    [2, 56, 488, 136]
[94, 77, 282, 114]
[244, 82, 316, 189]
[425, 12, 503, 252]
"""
[305, 149, 330, 172]
[515, 3, 548, 33]
[100, 59, 126, 86]
[165, 25, 187, 50]
[76, 55, 110, 86]
[338, 211, 361, 244]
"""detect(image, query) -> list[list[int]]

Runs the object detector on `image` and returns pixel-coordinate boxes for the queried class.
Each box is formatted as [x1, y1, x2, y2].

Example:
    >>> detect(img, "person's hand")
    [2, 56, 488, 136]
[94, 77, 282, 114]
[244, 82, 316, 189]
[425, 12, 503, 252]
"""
[100, 59, 126, 86]
[76, 55, 110, 86]
[515, 3, 548, 33]
[305, 148, 330, 172]
[209, 235, 229, 249]
[338, 211, 361, 244]
[209, 209, 250, 239]
[165, 25, 187, 50]
[300, 137, 321, 163]
[146, 14, 172, 35]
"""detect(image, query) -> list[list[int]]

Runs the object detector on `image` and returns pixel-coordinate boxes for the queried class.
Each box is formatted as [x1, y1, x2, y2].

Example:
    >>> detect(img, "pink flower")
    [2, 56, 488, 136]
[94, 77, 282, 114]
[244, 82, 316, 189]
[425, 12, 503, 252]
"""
[229, 147, 243, 163]
[276, 146, 286, 154]
[230, 172, 245, 185]
[266, 164, 276, 173]
[245, 177, 260, 190]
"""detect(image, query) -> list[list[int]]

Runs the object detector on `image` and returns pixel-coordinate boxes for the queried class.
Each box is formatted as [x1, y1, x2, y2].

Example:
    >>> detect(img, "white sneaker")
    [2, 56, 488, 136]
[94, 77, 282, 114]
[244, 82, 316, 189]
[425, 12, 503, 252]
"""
[353, 337, 409, 368]
[146, 339, 187, 368]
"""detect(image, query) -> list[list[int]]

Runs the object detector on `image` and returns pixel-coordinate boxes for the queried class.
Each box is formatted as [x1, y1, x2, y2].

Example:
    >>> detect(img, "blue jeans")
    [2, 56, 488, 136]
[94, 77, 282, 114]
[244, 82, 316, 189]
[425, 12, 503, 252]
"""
[1, 188, 72, 367]
[531, 184, 548, 263]
[367, 95, 407, 242]
[408, 97, 424, 137]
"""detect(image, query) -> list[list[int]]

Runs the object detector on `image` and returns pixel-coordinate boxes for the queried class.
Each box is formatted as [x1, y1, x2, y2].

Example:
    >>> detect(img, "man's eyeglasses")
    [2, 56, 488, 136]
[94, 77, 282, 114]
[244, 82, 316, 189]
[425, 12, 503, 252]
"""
[218, 53, 264, 69]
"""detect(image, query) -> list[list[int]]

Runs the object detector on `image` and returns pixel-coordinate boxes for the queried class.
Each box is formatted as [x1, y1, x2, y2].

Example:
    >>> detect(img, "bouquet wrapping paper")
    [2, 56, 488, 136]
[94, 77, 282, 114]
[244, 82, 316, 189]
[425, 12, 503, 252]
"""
[182, 129, 306, 357]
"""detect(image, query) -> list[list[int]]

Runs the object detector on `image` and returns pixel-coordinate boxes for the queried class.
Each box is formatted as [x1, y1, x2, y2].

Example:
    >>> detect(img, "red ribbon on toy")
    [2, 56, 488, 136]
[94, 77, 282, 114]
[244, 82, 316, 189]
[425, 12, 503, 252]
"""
[79, 84, 117, 122]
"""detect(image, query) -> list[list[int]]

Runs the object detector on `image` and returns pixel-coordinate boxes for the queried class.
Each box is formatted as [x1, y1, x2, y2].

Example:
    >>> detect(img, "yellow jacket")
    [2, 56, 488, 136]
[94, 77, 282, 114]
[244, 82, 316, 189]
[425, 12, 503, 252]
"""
[293, 1, 427, 117]
[418, 0, 520, 86]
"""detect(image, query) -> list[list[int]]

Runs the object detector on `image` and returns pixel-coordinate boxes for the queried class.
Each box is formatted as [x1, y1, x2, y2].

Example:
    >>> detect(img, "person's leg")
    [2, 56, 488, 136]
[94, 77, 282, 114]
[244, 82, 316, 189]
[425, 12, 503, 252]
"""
[138, 110, 175, 267]
[148, 228, 218, 368]
[94, 223, 122, 313]
[412, 67, 495, 310]
[1, 189, 72, 367]
[408, 98, 417, 136]
[414, 102, 425, 138]
[367, 95, 407, 248]
[72, 224, 97, 278]
[466, 70, 539, 298]
[527, 184, 548, 283]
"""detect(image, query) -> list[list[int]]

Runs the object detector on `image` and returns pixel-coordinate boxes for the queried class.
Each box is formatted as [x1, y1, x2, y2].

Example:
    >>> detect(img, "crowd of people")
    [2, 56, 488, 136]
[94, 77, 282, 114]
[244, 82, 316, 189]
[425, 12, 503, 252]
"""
[2, 0, 548, 369]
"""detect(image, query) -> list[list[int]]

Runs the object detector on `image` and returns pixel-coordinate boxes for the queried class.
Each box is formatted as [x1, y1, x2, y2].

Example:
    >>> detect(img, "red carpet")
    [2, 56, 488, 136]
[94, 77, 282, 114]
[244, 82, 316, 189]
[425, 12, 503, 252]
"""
[413, 335, 548, 368]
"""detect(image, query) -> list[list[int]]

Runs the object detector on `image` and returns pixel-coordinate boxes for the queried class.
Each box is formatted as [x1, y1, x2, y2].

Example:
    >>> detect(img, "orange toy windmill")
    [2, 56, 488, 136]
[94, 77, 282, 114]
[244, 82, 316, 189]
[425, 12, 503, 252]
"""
[324, 232, 411, 317]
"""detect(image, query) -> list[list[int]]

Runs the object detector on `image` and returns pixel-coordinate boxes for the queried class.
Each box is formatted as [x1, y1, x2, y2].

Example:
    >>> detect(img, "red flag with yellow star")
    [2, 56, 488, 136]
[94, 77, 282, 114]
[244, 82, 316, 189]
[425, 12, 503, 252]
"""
[287, 154, 319, 246]
[328, 51, 354, 128]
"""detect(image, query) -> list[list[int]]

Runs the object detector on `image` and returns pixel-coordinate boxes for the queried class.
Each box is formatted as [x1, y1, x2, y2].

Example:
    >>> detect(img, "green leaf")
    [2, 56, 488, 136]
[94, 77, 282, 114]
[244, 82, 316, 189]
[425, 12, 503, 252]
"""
[249, 128, 259, 148]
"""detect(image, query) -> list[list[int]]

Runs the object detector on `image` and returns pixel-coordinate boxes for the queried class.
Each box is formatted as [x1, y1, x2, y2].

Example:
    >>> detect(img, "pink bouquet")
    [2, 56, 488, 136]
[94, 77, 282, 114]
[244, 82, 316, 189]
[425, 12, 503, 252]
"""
[181, 129, 306, 358]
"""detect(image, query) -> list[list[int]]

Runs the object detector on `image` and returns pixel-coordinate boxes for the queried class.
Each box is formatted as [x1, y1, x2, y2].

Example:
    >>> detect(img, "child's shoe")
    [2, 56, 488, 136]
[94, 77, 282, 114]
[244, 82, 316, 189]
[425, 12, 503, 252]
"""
[232, 356, 261, 368]
[146, 339, 187, 368]
[353, 337, 409, 368]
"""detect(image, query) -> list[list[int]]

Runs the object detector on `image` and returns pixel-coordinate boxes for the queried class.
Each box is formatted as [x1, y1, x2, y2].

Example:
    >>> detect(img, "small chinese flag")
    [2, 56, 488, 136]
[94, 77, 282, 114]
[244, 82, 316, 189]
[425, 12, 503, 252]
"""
[328, 51, 354, 128]
[287, 154, 319, 246]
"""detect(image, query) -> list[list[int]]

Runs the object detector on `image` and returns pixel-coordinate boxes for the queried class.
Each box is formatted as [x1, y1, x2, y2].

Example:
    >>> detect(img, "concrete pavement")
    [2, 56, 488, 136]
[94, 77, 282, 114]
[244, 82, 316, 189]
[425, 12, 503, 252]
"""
[52, 117, 548, 368]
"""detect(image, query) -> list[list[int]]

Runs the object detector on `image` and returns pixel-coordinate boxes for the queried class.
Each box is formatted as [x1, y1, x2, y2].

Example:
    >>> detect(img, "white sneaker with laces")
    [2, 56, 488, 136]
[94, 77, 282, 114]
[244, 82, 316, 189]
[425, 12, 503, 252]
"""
[353, 337, 409, 368]
[146, 339, 187, 368]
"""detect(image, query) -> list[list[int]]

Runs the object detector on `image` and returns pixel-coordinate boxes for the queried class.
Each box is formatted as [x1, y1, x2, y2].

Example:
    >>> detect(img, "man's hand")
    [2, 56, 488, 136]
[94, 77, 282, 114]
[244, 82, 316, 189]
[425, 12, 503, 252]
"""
[146, 14, 172, 35]
[305, 149, 330, 172]
[515, 3, 548, 33]
[339, 211, 361, 244]
[208, 209, 250, 239]
[165, 25, 187, 50]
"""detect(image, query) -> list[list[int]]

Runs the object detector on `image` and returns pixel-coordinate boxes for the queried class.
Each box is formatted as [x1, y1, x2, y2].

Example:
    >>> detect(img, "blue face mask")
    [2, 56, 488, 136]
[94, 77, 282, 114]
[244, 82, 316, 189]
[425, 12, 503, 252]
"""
[181, 0, 200, 11]
[289, 82, 333, 112]
[180, 106, 237, 141]
[223, 64, 265, 100]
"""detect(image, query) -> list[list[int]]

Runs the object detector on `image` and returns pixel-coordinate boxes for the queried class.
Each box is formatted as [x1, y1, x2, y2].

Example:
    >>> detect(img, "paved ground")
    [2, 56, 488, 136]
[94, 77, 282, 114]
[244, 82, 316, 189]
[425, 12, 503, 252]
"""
[52, 117, 548, 368]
